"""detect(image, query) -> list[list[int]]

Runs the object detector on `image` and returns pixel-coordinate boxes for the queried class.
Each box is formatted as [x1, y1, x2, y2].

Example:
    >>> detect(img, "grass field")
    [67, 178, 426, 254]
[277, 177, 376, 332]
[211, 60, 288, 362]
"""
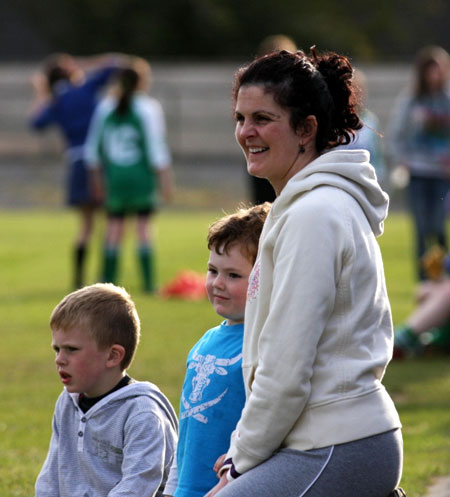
[0, 208, 449, 496]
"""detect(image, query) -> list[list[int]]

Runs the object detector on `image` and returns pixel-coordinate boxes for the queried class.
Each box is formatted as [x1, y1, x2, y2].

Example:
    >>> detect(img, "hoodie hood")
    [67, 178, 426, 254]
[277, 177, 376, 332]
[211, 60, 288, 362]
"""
[273, 149, 389, 236]
[69, 380, 178, 429]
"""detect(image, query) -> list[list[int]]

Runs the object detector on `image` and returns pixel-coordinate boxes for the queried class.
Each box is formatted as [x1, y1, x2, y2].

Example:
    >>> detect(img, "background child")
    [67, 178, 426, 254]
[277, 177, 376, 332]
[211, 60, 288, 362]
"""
[394, 249, 450, 357]
[164, 202, 270, 497]
[35, 283, 178, 497]
[388, 45, 450, 280]
[86, 57, 173, 293]
[29, 53, 123, 289]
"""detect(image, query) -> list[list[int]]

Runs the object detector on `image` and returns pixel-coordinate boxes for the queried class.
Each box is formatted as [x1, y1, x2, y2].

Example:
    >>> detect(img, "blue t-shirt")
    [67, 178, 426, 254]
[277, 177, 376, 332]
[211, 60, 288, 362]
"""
[174, 321, 245, 497]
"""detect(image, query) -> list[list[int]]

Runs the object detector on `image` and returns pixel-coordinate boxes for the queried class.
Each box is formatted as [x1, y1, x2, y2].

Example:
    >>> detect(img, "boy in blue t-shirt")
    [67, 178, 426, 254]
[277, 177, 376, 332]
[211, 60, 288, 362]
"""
[164, 203, 270, 497]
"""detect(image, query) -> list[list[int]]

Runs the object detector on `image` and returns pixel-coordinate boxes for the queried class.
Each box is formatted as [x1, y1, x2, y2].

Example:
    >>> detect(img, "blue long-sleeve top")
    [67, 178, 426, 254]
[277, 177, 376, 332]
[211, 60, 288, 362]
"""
[30, 66, 117, 161]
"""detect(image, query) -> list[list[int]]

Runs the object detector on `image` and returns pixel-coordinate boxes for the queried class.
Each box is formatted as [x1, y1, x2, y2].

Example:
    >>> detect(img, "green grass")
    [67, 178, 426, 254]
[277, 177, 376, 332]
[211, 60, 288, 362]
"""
[0, 209, 448, 496]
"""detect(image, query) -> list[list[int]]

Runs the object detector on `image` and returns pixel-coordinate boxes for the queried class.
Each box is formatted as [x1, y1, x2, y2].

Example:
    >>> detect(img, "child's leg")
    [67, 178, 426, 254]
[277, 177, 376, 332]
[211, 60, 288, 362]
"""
[136, 213, 155, 292]
[394, 279, 450, 357]
[74, 243, 86, 289]
[408, 280, 450, 333]
[74, 205, 96, 288]
[103, 216, 125, 284]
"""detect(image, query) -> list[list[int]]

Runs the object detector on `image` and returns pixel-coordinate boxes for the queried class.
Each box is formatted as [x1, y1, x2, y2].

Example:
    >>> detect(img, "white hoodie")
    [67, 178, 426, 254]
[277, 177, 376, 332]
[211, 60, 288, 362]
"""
[228, 149, 401, 475]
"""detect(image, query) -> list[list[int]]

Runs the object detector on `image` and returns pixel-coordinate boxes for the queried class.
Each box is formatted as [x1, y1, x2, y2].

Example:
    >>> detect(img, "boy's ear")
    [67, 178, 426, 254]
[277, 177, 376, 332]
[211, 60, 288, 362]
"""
[106, 344, 126, 368]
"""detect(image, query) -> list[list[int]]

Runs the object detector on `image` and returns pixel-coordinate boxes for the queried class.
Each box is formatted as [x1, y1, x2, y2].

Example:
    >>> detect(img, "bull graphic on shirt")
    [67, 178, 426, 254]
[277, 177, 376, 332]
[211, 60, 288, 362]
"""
[181, 348, 242, 424]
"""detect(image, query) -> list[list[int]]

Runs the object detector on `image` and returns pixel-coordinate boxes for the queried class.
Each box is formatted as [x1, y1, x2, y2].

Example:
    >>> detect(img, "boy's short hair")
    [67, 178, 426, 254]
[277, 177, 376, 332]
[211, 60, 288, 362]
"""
[207, 202, 271, 264]
[50, 283, 140, 370]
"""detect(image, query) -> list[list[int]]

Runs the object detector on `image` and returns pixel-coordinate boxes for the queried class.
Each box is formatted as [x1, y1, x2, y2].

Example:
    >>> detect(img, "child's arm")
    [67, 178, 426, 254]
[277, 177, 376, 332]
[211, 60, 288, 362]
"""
[29, 71, 52, 116]
[162, 447, 178, 497]
[35, 414, 60, 496]
[84, 98, 110, 204]
[89, 167, 105, 204]
[71, 53, 128, 73]
[139, 97, 173, 202]
[158, 167, 174, 204]
[108, 411, 176, 497]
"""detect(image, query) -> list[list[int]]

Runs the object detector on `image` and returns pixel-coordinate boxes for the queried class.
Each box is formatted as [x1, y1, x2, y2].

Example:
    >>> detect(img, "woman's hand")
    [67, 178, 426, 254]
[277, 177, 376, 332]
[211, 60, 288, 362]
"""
[203, 454, 230, 496]
[213, 453, 227, 475]
[204, 473, 229, 497]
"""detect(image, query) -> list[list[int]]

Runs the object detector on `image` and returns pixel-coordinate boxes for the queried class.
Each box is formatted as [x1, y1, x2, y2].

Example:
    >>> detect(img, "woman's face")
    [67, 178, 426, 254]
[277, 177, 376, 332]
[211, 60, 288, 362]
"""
[234, 84, 305, 195]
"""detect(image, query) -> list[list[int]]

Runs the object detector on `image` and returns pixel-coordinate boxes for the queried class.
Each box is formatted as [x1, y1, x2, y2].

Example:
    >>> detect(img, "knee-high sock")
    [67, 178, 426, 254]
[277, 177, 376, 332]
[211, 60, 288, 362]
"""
[103, 246, 119, 284]
[74, 244, 87, 289]
[138, 244, 155, 292]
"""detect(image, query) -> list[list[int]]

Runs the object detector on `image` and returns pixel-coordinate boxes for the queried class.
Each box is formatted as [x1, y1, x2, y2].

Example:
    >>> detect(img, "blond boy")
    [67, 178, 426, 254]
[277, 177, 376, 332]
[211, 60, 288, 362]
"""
[35, 283, 178, 497]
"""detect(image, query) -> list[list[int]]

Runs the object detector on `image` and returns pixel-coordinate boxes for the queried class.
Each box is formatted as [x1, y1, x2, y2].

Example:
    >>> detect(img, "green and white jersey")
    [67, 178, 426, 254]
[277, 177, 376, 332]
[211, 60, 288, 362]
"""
[86, 94, 171, 213]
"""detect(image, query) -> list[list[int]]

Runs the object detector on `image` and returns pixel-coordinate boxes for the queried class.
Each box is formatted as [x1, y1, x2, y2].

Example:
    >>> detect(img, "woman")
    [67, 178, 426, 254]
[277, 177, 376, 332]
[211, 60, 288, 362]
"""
[206, 49, 403, 497]
[388, 45, 450, 280]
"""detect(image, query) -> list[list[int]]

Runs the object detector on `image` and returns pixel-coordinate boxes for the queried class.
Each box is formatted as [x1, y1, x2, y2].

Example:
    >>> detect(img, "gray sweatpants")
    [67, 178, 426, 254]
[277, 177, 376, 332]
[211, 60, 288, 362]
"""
[214, 429, 403, 497]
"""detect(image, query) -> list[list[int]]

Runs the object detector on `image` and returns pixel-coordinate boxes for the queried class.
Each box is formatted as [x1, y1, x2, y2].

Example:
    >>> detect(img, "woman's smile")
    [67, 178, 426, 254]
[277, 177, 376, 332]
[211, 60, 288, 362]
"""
[234, 85, 305, 194]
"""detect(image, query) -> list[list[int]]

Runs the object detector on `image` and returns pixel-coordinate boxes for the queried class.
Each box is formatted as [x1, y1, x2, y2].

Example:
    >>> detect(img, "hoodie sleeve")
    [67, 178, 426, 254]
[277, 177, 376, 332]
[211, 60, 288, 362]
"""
[162, 447, 178, 496]
[228, 188, 353, 475]
[108, 408, 177, 497]
[35, 406, 61, 496]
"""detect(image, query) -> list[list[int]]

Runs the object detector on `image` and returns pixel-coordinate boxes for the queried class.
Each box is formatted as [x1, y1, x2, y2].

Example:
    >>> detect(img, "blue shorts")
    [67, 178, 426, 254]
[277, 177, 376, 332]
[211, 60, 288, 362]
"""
[66, 159, 95, 207]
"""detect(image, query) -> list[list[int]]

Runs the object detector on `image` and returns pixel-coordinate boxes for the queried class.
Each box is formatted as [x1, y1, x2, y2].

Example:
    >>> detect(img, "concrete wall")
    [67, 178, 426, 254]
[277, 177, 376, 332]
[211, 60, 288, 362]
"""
[0, 62, 412, 208]
[0, 61, 411, 159]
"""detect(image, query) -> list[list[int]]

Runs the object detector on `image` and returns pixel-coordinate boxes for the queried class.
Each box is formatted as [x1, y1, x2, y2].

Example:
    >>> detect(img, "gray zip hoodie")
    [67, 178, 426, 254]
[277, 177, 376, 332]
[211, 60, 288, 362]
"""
[227, 149, 401, 476]
[35, 381, 178, 497]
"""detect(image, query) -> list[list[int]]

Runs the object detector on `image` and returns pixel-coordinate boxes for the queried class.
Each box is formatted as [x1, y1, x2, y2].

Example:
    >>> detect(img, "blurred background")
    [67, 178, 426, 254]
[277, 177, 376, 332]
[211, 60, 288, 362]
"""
[1, 0, 449, 209]
[2, 0, 450, 61]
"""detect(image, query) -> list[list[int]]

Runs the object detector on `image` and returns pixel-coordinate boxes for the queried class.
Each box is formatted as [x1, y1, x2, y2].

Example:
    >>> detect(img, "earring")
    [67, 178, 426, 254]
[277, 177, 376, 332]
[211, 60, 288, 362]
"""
[299, 144, 305, 153]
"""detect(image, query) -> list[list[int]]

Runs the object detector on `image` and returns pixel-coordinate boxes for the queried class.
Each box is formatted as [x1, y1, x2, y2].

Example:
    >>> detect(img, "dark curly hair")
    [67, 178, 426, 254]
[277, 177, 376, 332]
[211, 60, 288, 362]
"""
[232, 48, 362, 152]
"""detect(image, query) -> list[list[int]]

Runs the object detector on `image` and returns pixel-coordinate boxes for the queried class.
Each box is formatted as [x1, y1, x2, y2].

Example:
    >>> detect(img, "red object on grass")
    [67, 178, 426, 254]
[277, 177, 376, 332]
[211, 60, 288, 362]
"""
[160, 270, 207, 300]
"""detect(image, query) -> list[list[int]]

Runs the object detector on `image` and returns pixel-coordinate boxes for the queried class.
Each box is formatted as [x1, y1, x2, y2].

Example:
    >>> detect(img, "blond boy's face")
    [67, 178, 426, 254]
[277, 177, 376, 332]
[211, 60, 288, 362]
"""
[51, 326, 112, 398]
[206, 244, 253, 325]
